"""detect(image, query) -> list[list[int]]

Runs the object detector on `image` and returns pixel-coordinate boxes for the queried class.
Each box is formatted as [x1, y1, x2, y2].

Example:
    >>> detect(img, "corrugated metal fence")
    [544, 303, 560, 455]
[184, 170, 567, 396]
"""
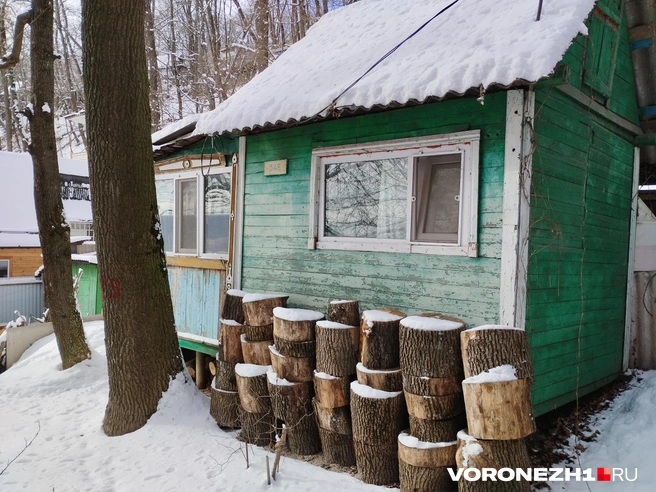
[629, 271, 656, 370]
[0, 277, 44, 325]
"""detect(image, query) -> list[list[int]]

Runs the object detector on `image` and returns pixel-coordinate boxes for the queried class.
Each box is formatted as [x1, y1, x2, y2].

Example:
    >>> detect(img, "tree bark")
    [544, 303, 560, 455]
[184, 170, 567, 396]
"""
[254, 0, 269, 72]
[209, 385, 241, 428]
[81, 0, 183, 435]
[241, 335, 273, 365]
[273, 337, 315, 358]
[144, 0, 160, 131]
[26, 0, 91, 371]
[313, 372, 350, 408]
[221, 290, 246, 323]
[242, 296, 287, 326]
[360, 309, 405, 370]
[273, 311, 322, 341]
[456, 430, 531, 492]
[399, 460, 456, 492]
[244, 323, 273, 342]
[313, 399, 351, 435]
[356, 363, 402, 392]
[398, 430, 457, 466]
[235, 365, 271, 414]
[220, 320, 244, 364]
[400, 318, 464, 378]
[318, 427, 356, 466]
[462, 379, 535, 440]
[460, 328, 533, 380]
[315, 321, 359, 376]
[327, 300, 359, 327]
[353, 441, 399, 485]
[404, 390, 465, 421]
[215, 357, 238, 391]
[403, 374, 462, 396]
[237, 406, 275, 446]
[409, 414, 466, 443]
[270, 345, 314, 382]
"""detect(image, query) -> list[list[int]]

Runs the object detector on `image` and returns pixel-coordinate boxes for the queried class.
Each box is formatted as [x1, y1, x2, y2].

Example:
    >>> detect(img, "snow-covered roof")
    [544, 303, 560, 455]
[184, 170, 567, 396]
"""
[0, 151, 92, 247]
[152, 114, 201, 146]
[194, 0, 595, 136]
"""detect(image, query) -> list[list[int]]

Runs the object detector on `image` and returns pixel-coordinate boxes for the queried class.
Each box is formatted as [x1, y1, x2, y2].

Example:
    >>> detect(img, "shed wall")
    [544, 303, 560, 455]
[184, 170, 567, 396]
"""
[0, 248, 43, 277]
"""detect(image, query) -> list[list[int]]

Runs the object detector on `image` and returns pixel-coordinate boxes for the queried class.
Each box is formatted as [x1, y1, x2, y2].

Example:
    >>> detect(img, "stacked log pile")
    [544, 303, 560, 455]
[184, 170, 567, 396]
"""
[457, 325, 535, 492]
[235, 363, 275, 446]
[397, 313, 465, 491]
[209, 314, 244, 428]
[351, 309, 406, 485]
[240, 293, 288, 365]
[313, 305, 360, 465]
[268, 307, 325, 456]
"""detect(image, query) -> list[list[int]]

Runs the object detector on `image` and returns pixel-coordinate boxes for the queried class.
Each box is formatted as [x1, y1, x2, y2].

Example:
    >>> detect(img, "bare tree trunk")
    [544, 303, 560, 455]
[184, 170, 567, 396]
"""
[145, 0, 161, 130]
[254, 0, 269, 72]
[81, 0, 183, 436]
[27, 0, 91, 369]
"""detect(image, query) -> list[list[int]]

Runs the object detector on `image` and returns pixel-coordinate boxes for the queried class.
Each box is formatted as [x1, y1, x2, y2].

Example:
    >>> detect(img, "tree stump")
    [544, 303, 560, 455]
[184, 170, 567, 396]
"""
[273, 307, 324, 341]
[360, 309, 406, 370]
[327, 300, 360, 327]
[244, 324, 274, 342]
[220, 319, 244, 364]
[209, 383, 240, 428]
[462, 374, 535, 440]
[350, 381, 406, 485]
[398, 431, 457, 492]
[460, 326, 533, 380]
[314, 371, 351, 408]
[399, 314, 465, 378]
[356, 363, 402, 392]
[221, 289, 247, 324]
[240, 334, 273, 366]
[404, 390, 465, 421]
[455, 429, 531, 492]
[235, 363, 271, 414]
[242, 293, 289, 327]
[315, 320, 359, 376]
[273, 337, 316, 358]
[267, 371, 321, 456]
[269, 345, 314, 382]
[215, 356, 237, 391]
[409, 414, 466, 443]
[403, 374, 462, 396]
[237, 406, 275, 446]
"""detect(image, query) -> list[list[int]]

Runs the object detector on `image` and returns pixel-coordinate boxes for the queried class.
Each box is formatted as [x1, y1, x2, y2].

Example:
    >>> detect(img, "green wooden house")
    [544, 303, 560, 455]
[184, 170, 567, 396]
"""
[153, 0, 646, 415]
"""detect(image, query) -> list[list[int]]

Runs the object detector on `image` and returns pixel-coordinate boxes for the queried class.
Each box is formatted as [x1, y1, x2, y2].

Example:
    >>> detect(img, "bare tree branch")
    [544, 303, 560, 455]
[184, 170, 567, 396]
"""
[0, 9, 34, 70]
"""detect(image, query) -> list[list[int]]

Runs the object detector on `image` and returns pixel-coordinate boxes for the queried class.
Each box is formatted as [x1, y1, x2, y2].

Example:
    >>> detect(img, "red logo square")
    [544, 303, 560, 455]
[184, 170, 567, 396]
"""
[597, 468, 611, 482]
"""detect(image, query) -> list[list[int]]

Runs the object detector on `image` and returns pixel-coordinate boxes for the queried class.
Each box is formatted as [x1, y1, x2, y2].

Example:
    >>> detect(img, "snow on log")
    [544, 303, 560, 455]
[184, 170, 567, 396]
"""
[242, 294, 289, 327]
[273, 307, 324, 342]
[240, 334, 273, 366]
[327, 299, 360, 327]
[360, 308, 406, 370]
[313, 371, 351, 408]
[220, 319, 244, 363]
[315, 320, 359, 377]
[356, 362, 402, 392]
[269, 344, 314, 383]
[221, 290, 247, 324]
[460, 325, 533, 380]
[235, 363, 271, 414]
[404, 390, 465, 421]
[209, 382, 241, 428]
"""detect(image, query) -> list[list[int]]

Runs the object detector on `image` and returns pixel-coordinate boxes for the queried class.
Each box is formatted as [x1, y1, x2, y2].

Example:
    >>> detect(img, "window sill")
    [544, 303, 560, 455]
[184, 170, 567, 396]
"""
[165, 255, 227, 270]
[312, 240, 477, 257]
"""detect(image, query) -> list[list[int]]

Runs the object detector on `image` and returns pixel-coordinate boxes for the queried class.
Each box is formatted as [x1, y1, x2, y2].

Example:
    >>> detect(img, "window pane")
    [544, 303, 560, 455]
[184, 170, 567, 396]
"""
[413, 154, 461, 243]
[204, 173, 232, 254]
[0, 260, 8, 278]
[155, 179, 174, 252]
[178, 178, 197, 252]
[324, 157, 407, 239]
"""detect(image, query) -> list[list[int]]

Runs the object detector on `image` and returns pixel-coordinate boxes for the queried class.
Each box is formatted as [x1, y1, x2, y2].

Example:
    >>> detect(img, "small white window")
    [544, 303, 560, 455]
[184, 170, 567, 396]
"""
[0, 259, 9, 278]
[310, 131, 479, 257]
[155, 166, 232, 259]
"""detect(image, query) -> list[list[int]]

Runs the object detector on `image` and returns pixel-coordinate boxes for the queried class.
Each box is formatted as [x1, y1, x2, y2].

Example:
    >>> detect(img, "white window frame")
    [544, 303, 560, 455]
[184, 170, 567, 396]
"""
[309, 131, 480, 257]
[155, 165, 233, 260]
[0, 259, 9, 278]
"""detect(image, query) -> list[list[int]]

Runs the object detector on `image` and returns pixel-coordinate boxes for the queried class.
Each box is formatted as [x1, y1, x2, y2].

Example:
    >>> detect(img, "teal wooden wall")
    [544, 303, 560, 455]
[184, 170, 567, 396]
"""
[527, 3, 638, 415]
[241, 94, 507, 325]
[168, 266, 224, 339]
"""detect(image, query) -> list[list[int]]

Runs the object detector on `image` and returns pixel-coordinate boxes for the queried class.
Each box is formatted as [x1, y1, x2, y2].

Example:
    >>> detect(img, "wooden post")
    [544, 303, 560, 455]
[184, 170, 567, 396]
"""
[195, 351, 207, 389]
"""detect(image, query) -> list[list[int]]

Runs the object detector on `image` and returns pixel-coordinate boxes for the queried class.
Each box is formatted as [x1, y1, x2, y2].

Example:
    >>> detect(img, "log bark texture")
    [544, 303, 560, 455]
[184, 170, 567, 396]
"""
[350, 386, 406, 444]
[360, 309, 406, 370]
[244, 323, 273, 342]
[314, 373, 351, 408]
[220, 320, 244, 363]
[462, 379, 535, 440]
[399, 319, 464, 378]
[327, 300, 360, 327]
[274, 336, 316, 358]
[235, 369, 270, 414]
[398, 432, 457, 467]
[399, 460, 456, 492]
[221, 291, 246, 324]
[315, 322, 359, 376]
[318, 427, 356, 466]
[353, 441, 399, 485]
[215, 358, 237, 391]
[404, 390, 465, 420]
[237, 406, 275, 446]
[273, 314, 322, 342]
[242, 296, 288, 327]
[241, 336, 273, 366]
[270, 346, 314, 382]
[456, 430, 530, 492]
[313, 399, 352, 435]
[460, 328, 533, 380]
[409, 415, 466, 443]
[403, 374, 462, 396]
[209, 385, 240, 428]
[356, 363, 402, 392]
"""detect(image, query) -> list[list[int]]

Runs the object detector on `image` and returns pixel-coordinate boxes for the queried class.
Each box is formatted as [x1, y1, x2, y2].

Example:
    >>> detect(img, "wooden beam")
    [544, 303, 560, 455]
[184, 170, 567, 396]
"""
[634, 134, 656, 147]
[178, 337, 218, 356]
[165, 256, 226, 270]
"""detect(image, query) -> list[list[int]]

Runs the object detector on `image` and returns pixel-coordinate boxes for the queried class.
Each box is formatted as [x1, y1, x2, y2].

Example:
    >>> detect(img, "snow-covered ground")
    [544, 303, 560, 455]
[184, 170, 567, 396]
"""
[0, 321, 384, 491]
[554, 371, 656, 491]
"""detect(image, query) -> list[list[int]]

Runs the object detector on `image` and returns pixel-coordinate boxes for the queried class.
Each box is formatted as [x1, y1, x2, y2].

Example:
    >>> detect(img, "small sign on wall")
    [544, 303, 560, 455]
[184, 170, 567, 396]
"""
[264, 159, 288, 176]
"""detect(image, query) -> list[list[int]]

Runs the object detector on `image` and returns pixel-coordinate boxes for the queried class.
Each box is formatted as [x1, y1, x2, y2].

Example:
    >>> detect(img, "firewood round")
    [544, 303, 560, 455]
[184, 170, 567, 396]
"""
[353, 440, 399, 486]
[242, 295, 288, 327]
[403, 374, 462, 396]
[235, 364, 271, 414]
[398, 430, 457, 468]
[214, 358, 237, 391]
[221, 290, 247, 324]
[244, 323, 273, 342]
[404, 390, 465, 420]
[237, 406, 275, 446]
[209, 385, 240, 428]
[350, 382, 406, 445]
[220, 320, 244, 363]
[313, 398, 352, 435]
[356, 363, 402, 392]
[240, 334, 273, 366]
[360, 309, 406, 370]
[460, 326, 533, 380]
[318, 427, 356, 466]
[315, 320, 359, 376]
[273, 308, 324, 342]
[327, 300, 360, 327]
[409, 414, 466, 443]
[314, 372, 351, 408]
[398, 460, 456, 492]
[273, 336, 316, 358]
[269, 345, 315, 382]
